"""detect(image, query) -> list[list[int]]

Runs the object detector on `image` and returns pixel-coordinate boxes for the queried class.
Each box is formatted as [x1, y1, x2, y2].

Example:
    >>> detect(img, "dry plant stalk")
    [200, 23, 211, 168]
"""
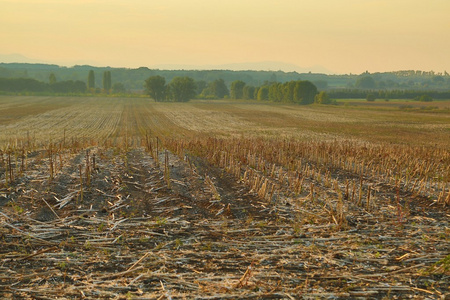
[85, 150, 91, 186]
[235, 262, 255, 288]
[156, 137, 160, 165]
[164, 150, 170, 188]
[8, 151, 13, 184]
[79, 164, 83, 203]
[48, 145, 54, 181]
[358, 179, 363, 206]
[366, 185, 372, 211]
[205, 175, 220, 200]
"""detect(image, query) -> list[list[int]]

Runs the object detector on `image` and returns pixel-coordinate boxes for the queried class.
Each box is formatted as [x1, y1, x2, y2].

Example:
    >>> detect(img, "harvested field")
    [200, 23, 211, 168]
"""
[0, 96, 449, 299]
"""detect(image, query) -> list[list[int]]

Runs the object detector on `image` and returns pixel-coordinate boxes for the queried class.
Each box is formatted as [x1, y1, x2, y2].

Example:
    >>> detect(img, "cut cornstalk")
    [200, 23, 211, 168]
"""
[79, 164, 83, 203]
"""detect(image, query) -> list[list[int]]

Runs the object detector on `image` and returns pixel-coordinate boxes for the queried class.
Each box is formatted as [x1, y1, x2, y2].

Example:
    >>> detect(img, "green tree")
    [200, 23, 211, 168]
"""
[366, 93, 376, 102]
[268, 83, 279, 102]
[87, 70, 95, 90]
[49, 73, 57, 85]
[102, 71, 112, 93]
[210, 79, 229, 98]
[283, 81, 297, 102]
[196, 80, 208, 95]
[144, 75, 166, 102]
[432, 76, 444, 84]
[230, 80, 246, 99]
[243, 85, 256, 100]
[0, 78, 48, 92]
[315, 91, 331, 104]
[418, 94, 433, 102]
[168, 76, 196, 102]
[294, 80, 318, 104]
[355, 76, 376, 89]
[257, 86, 269, 101]
[201, 79, 229, 99]
[112, 82, 126, 94]
[51, 80, 86, 93]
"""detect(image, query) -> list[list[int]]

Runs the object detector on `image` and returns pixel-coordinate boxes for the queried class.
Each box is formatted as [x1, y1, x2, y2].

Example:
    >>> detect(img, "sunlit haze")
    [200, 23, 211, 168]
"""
[1, 0, 449, 74]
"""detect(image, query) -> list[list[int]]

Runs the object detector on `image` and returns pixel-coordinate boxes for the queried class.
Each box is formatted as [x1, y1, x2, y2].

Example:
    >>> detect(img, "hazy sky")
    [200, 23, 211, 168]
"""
[1, 0, 449, 74]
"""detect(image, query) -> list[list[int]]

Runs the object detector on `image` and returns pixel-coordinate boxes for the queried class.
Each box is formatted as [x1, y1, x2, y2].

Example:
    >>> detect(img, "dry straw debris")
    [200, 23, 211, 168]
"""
[0, 96, 449, 299]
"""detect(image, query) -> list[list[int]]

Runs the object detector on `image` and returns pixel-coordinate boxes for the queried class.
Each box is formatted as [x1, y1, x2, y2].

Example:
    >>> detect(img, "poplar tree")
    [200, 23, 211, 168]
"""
[49, 73, 56, 85]
[87, 70, 95, 90]
[230, 80, 246, 99]
[103, 71, 111, 92]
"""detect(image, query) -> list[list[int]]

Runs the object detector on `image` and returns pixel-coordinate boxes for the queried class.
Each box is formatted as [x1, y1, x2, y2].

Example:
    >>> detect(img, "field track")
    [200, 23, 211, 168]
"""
[0, 96, 449, 299]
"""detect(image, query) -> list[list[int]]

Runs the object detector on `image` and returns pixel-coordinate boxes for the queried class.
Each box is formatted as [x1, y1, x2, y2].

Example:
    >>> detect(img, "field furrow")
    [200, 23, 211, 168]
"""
[0, 96, 449, 299]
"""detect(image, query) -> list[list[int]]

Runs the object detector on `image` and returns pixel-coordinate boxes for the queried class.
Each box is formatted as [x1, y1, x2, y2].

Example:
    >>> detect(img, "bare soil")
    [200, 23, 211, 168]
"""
[1, 146, 448, 299]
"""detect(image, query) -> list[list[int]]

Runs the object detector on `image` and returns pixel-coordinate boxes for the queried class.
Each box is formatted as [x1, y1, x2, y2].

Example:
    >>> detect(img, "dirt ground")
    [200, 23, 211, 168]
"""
[1, 145, 448, 299]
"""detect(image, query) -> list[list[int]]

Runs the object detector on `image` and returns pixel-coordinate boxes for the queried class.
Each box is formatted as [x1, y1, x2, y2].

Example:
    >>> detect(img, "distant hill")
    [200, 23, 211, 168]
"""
[0, 53, 332, 74]
[151, 61, 332, 74]
[0, 53, 50, 64]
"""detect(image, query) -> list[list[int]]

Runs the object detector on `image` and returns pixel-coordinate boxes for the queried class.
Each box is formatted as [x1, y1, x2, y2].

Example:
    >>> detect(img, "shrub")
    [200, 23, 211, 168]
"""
[418, 94, 433, 102]
[366, 93, 376, 102]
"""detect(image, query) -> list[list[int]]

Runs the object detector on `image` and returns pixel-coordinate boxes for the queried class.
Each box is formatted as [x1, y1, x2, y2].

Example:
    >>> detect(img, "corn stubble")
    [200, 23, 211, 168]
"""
[0, 98, 449, 299]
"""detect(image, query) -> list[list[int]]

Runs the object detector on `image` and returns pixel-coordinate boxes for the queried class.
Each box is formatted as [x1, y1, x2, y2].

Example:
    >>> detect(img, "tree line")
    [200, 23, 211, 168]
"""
[2, 63, 450, 92]
[144, 76, 197, 102]
[228, 80, 319, 104]
[145, 76, 320, 104]
[0, 70, 125, 94]
[0, 77, 86, 93]
[328, 89, 450, 100]
[145, 76, 232, 102]
[2, 69, 447, 103]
